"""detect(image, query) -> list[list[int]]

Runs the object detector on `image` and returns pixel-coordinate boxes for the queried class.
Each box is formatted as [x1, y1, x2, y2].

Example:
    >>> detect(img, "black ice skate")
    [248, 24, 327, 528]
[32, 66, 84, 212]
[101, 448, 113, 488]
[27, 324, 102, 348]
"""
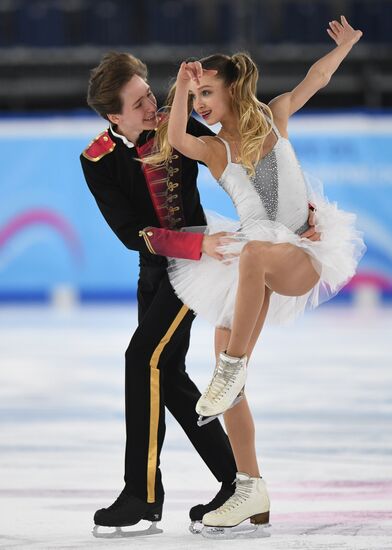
[92, 488, 163, 538]
[189, 481, 235, 534]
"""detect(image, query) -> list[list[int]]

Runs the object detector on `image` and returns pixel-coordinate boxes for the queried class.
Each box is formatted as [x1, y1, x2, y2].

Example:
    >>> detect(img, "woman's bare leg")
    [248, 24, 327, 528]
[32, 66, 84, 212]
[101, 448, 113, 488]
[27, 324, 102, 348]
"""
[212, 242, 319, 476]
[227, 242, 319, 358]
[214, 288, 272, 477]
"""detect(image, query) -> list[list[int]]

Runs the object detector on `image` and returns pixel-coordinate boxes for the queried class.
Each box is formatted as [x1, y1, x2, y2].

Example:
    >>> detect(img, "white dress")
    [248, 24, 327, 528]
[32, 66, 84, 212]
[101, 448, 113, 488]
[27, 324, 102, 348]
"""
[168, 122, 366, 328]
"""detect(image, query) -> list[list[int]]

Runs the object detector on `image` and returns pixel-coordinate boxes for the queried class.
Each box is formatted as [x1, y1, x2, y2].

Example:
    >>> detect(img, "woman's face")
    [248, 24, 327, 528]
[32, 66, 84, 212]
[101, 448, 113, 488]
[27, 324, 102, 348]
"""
[189, 73, 233, 125]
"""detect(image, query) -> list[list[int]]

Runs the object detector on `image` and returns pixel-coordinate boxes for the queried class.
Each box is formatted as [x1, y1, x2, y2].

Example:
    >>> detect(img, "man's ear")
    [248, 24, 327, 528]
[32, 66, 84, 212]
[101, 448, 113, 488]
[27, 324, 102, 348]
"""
[107, 113, 120, 125]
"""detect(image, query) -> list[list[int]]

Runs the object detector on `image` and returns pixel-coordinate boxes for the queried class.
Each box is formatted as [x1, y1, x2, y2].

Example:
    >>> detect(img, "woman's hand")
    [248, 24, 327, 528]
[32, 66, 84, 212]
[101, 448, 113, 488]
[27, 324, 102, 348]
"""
[300, 205, 321, 241]
[327, 15, 363, 47]
[177, 61, 217, 86]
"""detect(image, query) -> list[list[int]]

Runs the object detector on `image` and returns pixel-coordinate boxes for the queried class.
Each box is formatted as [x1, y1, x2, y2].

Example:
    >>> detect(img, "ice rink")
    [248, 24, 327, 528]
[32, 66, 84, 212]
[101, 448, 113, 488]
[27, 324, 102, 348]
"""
[1, 304, 392, 549]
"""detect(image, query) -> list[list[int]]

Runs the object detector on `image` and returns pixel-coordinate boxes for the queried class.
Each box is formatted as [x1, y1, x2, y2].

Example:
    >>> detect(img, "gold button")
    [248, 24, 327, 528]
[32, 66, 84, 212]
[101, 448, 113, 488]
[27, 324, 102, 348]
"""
[147, 231, 153, 237]
[103, 136, 109, 142]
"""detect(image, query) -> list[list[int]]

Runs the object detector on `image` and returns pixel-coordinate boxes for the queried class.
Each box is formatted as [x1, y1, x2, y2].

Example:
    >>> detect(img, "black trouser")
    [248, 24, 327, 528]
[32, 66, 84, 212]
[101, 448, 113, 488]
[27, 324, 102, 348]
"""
[124, 265, 237, 503]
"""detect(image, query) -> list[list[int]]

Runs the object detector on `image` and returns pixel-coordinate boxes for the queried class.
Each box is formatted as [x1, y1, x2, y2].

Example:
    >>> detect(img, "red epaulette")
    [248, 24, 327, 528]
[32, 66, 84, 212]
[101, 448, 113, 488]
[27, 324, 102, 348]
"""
[82, 130, 115, 162]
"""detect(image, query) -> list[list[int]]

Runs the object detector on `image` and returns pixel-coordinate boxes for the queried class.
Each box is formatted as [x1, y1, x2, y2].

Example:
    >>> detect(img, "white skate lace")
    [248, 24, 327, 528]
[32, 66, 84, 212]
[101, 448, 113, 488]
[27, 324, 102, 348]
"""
[203, 359, 243, 403]
[213, 479, 253, 514]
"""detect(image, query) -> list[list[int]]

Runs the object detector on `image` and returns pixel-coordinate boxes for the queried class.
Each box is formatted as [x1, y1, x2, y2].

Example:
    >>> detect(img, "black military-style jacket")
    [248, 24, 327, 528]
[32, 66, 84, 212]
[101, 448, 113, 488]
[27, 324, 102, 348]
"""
[80, 117, 214, 267]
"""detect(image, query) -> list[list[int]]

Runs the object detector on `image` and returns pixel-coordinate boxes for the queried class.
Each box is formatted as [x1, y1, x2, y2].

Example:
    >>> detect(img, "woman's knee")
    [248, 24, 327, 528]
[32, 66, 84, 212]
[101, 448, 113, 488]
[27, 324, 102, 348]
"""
[240, 241, 271, 264]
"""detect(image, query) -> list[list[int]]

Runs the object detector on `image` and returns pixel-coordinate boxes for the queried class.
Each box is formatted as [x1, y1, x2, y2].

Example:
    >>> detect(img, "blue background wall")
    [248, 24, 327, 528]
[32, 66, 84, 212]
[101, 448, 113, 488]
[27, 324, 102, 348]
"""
[0, 113, 391, 302]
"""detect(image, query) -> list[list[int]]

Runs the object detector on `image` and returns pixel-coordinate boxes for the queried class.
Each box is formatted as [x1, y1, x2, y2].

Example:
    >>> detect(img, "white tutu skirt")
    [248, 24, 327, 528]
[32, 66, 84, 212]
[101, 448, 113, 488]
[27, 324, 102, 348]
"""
[167, 198, 366, 328]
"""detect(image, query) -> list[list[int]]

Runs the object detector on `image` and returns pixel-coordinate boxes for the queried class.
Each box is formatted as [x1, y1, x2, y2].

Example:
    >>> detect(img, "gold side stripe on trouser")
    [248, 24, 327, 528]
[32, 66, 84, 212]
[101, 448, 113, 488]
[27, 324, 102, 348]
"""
[147, 304, 189, 503]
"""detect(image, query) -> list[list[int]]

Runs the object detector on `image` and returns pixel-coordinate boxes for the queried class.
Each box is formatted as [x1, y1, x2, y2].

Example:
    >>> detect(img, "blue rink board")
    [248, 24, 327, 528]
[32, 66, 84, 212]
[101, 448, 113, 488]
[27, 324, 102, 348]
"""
[0, 114, 391, 303]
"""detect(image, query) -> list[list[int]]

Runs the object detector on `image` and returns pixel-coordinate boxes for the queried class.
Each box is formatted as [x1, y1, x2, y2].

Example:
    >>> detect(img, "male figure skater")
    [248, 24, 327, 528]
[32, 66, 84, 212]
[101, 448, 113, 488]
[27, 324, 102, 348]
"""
[81, 52, 238, 534]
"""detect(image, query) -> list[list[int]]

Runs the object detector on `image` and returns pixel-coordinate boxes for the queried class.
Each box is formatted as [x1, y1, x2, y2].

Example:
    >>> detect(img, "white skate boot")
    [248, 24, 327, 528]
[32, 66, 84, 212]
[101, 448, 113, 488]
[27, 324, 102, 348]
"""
[196, 351, 247, 425]
[201, 472, 270, 540]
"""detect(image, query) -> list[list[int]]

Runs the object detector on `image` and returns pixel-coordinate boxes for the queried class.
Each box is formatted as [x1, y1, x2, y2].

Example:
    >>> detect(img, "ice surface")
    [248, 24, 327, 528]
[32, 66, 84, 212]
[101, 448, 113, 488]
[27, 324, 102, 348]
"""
[0, 305, 391, 549]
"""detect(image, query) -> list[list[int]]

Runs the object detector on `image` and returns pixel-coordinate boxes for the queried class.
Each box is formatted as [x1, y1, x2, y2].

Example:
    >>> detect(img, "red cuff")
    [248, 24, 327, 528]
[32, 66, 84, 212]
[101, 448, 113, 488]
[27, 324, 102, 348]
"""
[139, 227, 203, 260]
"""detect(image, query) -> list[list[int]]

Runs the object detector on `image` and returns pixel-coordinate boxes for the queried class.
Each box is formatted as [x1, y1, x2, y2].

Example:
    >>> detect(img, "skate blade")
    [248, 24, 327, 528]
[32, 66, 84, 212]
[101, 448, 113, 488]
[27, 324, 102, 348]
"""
[197, 414, 217, 427]
[197, 392, 245, 427]
[189, 520, 203, 534]
[202, 523, 270, 540]
[92, 521, 163, 538]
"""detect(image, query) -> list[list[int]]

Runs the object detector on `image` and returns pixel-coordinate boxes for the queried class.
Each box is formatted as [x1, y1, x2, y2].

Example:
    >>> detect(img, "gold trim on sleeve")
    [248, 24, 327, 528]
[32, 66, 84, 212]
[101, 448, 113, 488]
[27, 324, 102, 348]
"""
[138, 229, 157, 254]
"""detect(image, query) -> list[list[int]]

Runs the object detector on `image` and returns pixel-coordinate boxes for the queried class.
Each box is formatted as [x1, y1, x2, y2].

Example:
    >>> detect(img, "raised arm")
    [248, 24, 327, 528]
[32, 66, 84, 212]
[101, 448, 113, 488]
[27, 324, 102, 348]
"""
[168, 62, 216, 163]
[270, 15, 363, 125]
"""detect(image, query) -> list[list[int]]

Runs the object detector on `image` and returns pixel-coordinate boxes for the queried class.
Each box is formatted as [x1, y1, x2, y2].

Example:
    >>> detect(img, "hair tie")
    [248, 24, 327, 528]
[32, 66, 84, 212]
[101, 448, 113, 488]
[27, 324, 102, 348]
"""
[231, 57, 241, 71]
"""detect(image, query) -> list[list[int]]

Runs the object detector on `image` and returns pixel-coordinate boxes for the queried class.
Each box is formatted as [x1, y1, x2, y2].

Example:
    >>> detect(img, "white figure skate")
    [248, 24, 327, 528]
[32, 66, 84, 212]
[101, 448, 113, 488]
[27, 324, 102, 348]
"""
[197, 389, 245, 426]
[196, 351, 247, 426]
[201, 472, 271, 540]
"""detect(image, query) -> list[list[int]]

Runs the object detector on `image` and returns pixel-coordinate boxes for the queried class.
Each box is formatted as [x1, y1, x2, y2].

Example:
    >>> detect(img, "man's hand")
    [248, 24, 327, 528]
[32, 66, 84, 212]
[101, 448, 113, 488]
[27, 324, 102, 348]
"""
[202, 232, 235, 260]
[300, 205, 321, 241]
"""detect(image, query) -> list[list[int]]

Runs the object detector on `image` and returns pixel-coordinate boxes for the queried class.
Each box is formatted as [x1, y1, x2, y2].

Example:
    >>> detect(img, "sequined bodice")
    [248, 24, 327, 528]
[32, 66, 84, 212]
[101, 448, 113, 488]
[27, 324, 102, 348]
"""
[217, 132, 309, 235]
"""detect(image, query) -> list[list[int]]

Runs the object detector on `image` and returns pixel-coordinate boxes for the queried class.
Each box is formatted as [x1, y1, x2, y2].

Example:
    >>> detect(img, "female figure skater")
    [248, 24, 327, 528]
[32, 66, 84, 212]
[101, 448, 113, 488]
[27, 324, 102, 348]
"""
[164, 16, 365, 535]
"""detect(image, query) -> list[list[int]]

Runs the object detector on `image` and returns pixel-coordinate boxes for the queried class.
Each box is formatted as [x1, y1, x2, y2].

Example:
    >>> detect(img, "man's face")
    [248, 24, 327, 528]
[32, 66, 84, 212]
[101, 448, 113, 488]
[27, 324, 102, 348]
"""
[108, 75, 158, 139]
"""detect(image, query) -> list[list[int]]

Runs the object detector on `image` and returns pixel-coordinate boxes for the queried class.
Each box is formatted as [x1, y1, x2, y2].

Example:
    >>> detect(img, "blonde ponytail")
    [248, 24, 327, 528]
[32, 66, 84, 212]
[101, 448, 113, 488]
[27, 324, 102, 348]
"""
[230, 53, 273, 176]
[141, 82, 193, 167]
